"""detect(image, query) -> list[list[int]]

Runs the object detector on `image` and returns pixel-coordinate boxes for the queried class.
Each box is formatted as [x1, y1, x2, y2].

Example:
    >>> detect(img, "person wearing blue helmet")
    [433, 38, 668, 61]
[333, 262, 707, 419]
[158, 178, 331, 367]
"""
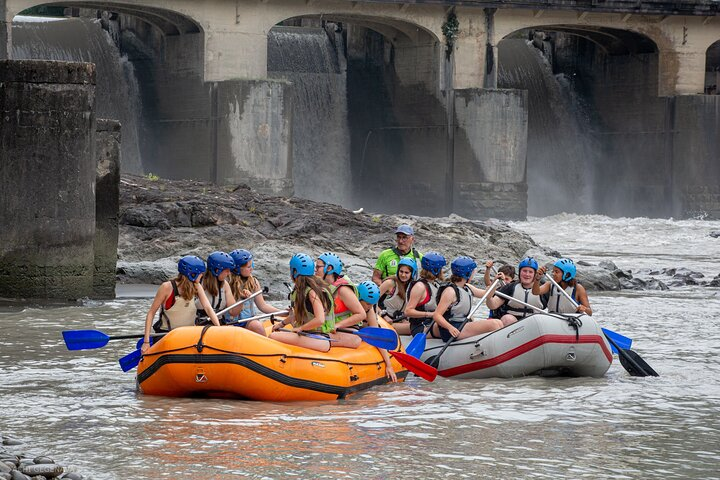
[314, 252, 364, 348]
[228, 249, 282, 337]
[142, 256, 221, 353]
[534, 258, 593, 315]
[271, 253, 336, 351]
[487, 256, 546, 326]
[357, 281, 398, 383]
[378, 257, 416, 333]
[195, 251, 237, 326]
[372, 224, 423, 285]
[403, 252, 446, 337]
[434, 256, 503, 342]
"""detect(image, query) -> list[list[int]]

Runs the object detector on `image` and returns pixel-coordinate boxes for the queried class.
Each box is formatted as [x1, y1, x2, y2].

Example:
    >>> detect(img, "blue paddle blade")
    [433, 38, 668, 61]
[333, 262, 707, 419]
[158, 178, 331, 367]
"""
[119, 349, 142, 372]
[340, 327, 398, 350]
[405, 333, 426, 359]
[62, 330, 110, 351]
[601, 328, 632, 354]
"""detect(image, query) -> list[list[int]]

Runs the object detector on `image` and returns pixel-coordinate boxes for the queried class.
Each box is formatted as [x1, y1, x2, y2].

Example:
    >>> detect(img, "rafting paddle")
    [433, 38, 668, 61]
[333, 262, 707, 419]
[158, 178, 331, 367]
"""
[389, 350, 438, 382]
[62, 330, 164, 351]
[335, 327, 399, 350]
[543, 273, 658, 377]
[425, 278, 502, 369]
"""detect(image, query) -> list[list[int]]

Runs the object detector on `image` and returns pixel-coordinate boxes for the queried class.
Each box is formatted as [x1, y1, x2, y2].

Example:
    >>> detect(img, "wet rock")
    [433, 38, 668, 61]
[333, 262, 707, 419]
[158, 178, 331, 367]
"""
[710, 230, 720, 238]
[0, 473, 10, 480]
[1, 439, 21, 447]
[31, 458, 53, 465]
[60, 473, 83, 480]
[598, 260, 618, 271]
[21, 464, 63, 478]
[10, 471, 30, 480]
[710, 274, 720, 287]
[0, 463, 10, 473]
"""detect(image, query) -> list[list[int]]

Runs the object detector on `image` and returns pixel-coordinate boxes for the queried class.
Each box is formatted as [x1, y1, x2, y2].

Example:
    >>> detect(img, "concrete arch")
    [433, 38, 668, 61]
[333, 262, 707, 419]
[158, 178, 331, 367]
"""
[9, 0, 202, 35]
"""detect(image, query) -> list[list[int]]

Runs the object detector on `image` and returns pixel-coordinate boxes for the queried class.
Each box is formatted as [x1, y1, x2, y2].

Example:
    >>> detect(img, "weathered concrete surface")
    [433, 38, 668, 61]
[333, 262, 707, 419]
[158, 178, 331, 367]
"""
[0, 60, 96, 299]
[453, 88, 528, 219]
[117, 175, 630, 294]
[672, 95, 720, 219]
[94, 119, 120, 298]
[215, 79, 294, 195]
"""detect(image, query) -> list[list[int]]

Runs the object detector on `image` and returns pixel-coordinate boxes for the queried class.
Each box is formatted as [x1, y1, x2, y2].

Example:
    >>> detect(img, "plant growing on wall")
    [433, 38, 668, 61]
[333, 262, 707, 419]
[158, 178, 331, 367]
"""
[442, 12, 460, 52]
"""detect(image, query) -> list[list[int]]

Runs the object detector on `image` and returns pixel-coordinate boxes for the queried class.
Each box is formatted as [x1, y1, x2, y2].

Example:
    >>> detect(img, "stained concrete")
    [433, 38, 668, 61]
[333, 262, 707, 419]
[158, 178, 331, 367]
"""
[0, 60, 96, 299]
[94, 119, 120, 298]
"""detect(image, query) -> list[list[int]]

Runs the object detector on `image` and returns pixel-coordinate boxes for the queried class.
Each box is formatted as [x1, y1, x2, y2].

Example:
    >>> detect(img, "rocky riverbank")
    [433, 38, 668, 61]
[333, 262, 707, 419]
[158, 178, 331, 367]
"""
[0, 436, 83, 480]
[117, 175, 717, 294]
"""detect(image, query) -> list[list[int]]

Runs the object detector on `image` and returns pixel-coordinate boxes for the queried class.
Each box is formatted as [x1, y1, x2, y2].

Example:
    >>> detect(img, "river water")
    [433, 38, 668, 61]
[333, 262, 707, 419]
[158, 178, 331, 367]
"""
[1, 215, 719, 479]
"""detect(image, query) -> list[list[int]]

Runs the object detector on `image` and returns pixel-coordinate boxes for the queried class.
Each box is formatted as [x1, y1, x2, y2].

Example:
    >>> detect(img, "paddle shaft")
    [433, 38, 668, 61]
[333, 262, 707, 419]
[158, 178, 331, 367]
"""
[429, 278, 501, 367]
[544, 273, 580, 309]
[216, 286, 268, 317]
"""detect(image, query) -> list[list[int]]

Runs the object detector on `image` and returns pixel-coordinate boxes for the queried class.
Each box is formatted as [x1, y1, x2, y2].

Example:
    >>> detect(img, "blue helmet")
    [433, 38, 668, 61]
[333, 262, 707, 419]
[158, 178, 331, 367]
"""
[229, 249, 253, 275]
[357, 281, 380, 305]
[451, 256, 477, 279]
[397, 257, 417, 276]
[178, 255, 205, 282]
[318, 252, 343, 276]
[290, 253, 314, 279]
[554, 258, 576, 282]
[207, 251, 235, 277]
[518, 256, 539, 271]
[421, 252, 446, 276]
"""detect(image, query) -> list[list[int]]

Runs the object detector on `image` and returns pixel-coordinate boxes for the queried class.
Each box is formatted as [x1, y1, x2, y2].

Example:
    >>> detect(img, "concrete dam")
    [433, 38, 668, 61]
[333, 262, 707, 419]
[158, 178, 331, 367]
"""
[1, 0, 720, 298]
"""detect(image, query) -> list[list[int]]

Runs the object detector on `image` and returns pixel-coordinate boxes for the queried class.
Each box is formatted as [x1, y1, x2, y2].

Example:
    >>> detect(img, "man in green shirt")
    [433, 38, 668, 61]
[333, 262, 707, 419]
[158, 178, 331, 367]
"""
[372, 224, 423, 285]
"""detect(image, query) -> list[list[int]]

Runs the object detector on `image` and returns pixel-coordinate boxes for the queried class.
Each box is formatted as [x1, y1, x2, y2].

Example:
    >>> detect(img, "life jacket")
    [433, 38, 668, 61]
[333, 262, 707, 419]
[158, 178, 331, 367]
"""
[153, 280, 196, 332]
[504, 282, 545, 319]
[407, 278, 439, 312]
[548, 284, 578, 314]
[380, 279, 406, 317]
[290, 286, 336, 334]
[330, 277, 360, 326]
[195, 283, 226, 323]
[436, 283, 473, 324]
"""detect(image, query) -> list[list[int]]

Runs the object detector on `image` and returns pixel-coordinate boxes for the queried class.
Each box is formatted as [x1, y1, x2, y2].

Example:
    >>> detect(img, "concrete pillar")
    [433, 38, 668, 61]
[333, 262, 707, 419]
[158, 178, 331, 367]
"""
[659, 48, 708, 96]
[0, 60, 97, 299]
[483, 8, 498, 89]
[452, 88, 528, 220]
[94, 119, 120, 299]
[214, 79, 294, 195]
[672, 95, 720, 219]
[451, 10, 486, 90]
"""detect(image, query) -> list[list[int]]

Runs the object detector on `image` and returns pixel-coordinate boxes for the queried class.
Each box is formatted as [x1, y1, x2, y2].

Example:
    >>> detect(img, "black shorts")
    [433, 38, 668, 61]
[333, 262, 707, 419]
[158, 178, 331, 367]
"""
[409, 318, 432, 337]
[439, 320, 465, 343]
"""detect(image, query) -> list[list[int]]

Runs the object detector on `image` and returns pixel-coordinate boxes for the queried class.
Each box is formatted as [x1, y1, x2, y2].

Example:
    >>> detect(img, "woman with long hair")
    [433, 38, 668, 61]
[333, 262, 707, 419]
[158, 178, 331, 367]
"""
[270, 253, 336, 352]
[195, 251, 237, 325]
[143, 256, 220, 354]
[314, 252, 363, 348]
[434, 256, 503, 342]
[379, 257, 416, 335]
[403, 252, 447, 339]
[227, 249, 281, 336]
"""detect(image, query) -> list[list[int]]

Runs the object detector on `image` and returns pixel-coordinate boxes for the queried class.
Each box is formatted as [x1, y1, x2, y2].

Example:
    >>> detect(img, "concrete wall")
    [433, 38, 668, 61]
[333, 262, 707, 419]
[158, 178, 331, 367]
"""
[0, 60, 97, 299]
[215, 79, 293, 195]
[94, 119, 120, 299]
[672, 95, 720, 219]
[453, 88, 528, 220]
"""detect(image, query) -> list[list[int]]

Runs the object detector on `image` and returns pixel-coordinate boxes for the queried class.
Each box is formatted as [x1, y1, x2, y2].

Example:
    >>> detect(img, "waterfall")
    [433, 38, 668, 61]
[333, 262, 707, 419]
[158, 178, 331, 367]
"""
[268, 26, 351, 207]
[12, 16, 144, 175]
[498, 38, 600, 216]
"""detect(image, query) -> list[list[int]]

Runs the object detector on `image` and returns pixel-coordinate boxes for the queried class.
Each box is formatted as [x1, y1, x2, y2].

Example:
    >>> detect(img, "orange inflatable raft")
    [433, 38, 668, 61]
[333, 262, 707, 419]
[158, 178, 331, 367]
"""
[137, 321, 407, 401]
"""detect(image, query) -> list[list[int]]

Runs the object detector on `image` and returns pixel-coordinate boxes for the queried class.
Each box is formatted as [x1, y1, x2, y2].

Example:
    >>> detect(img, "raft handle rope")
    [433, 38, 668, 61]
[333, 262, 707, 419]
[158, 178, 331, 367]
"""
[196, 325, 212, 353]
